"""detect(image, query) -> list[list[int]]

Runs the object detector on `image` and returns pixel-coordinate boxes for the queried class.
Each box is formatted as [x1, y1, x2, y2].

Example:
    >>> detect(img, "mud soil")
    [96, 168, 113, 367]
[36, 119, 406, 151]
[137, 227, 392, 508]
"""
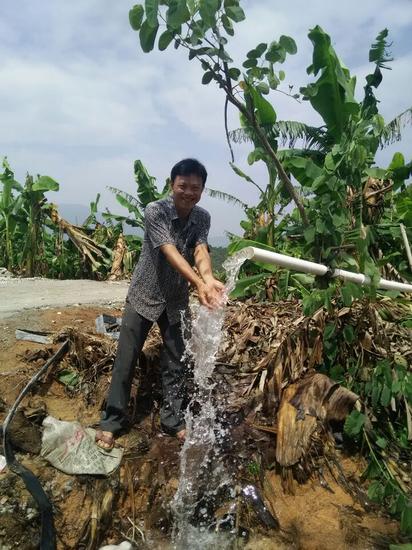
[0, 305, 402, 549]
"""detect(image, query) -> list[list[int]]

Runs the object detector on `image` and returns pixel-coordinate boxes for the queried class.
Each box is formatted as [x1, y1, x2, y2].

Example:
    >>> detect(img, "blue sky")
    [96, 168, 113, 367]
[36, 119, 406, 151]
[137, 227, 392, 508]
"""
[1, 0, 411, 240]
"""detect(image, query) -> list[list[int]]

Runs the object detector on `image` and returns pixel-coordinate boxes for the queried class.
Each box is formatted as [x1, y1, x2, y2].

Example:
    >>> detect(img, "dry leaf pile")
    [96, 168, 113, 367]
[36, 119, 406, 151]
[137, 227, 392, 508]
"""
[218, 300, 305, 374]
[22, 297, 410, 489]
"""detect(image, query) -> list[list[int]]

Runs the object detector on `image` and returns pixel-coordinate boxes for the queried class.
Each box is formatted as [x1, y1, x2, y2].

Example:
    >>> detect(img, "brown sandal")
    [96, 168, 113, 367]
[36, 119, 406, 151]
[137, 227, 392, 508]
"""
[95, 430, 115, 450]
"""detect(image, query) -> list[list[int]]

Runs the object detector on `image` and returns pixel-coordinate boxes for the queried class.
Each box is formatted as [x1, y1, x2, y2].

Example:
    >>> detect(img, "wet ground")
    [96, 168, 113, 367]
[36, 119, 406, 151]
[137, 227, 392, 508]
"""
[0, 304, 402, 549]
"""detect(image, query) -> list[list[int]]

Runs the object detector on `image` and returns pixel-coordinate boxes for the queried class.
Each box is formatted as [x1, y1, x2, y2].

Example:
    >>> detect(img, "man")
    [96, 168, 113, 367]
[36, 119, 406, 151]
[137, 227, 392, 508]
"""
[96, 158, 224, 449]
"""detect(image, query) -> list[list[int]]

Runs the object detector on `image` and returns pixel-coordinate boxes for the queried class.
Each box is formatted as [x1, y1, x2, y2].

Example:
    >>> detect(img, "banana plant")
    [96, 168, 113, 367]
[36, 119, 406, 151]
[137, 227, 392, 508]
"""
[20, 173, 59, 276]
[0, 159, 24, 270]
[295, 28, 411, 272]
[83, 193, 101, 227]
[228, 29, 411, 261]
[104, 159, 169, 229]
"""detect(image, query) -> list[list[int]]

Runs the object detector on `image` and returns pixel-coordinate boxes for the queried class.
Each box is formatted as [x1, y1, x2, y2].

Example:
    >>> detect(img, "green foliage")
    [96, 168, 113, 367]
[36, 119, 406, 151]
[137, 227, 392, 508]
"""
[247, 460, 261, 477]
[209, 245, 228, 274]
[0, 158, 164, 279]
[401, 504, 412, 537]
[0, 160, 62, 276]
[396, 182, 412, 226]
[369, 28, 393, 68]
[135, 159, 168, 206]
[129, 0, 412, 296]
[57, 369, 81, 389]
[322, 312, 412, 534]
[106, 158, 168, 230]
[230, 272, 268, 299]
[279, 35, 297, 55]
[205, 187, 248, 209]
[0, 159, 23, 269]
[167, 0, 190, 28]
[344, 410, 365, 437]
[199, 0, 220, 27]
[145, 0, 159, 27]
[129, 4, 144, 30]
[127, 0, 306, 224]
[246, 84, 277, 125]
[159, 29, 175, 50]
[139, 19, 159, 52]
[318, 302, 412, 534]
[32, 176, 59, 192]
[224, 25, 411, 317]
[380, 108, 412, 147]
[300, 26, 359, 141]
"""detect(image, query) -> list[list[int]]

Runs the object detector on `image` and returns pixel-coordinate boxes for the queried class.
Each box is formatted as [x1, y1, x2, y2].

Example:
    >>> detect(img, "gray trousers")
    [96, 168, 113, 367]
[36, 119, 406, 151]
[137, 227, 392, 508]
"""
[100, 300, 187, 435]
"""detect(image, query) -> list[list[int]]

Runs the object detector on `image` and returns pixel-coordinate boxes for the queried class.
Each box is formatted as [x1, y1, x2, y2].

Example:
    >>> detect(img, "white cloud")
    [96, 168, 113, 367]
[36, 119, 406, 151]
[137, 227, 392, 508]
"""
[0, 56, 164, 148]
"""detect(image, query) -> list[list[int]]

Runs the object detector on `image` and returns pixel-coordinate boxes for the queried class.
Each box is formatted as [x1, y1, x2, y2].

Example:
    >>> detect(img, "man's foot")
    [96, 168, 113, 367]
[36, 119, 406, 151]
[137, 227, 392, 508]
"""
[176, 429, 186, 443]
[95, 430, 115, 450]
[160, 423, 186, 443]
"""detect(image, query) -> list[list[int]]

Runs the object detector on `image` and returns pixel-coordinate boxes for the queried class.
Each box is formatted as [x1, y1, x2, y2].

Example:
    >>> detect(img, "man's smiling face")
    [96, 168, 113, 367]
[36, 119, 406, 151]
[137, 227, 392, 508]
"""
[171, 174, 204, 217]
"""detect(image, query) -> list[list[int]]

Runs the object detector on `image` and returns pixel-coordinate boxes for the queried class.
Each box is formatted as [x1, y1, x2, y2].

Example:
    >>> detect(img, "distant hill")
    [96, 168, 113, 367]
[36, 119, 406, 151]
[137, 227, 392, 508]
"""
[209, 235, 229, 247]
[58, 204, 232, 246]
[210, 245, 228, 273]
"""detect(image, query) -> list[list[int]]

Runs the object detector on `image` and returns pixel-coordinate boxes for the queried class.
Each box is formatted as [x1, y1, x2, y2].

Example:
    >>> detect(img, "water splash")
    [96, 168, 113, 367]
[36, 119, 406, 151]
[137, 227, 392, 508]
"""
[172, 249, 251, 549]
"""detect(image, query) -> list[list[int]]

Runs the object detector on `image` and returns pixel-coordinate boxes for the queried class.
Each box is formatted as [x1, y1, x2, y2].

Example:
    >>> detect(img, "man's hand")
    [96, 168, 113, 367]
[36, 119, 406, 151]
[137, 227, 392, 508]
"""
[160, 244, 225, 309]
[197, 277, 225, 309]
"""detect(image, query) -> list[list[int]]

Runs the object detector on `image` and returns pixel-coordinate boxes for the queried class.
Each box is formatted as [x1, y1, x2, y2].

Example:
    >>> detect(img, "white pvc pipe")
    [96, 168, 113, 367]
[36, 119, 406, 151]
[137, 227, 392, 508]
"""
[241, 246, 412, 293]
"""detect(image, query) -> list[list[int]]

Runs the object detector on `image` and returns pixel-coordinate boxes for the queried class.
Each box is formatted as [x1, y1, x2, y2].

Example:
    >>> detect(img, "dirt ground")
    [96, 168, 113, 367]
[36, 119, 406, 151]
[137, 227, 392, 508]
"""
[0, 302, 402, 549]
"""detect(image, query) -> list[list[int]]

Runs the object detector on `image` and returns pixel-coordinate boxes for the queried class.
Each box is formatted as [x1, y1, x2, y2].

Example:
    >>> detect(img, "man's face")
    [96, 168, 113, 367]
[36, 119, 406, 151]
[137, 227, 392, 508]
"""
[171, 174, 204, 215]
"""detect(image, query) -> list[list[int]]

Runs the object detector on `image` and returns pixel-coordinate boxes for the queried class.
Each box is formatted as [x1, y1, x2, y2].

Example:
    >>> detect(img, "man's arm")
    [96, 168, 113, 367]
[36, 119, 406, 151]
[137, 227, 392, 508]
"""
[194, 243, 214, 283]
[160, 244, 203, 288]
[160, 243, 223, 308]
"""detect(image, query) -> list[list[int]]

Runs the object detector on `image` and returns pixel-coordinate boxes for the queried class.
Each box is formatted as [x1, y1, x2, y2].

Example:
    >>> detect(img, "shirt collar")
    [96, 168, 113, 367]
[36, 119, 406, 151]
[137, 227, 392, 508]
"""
[168, 195, 197, 224]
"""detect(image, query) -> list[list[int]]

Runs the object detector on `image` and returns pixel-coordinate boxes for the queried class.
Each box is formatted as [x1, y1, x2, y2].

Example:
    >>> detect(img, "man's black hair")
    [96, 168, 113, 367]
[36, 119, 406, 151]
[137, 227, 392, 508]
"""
[170, 158, 207, 187]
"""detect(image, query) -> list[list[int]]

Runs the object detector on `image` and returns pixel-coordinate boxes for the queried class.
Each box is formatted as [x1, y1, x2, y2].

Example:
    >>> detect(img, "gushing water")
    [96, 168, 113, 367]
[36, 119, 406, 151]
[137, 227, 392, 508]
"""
[172, 249, 251, 549]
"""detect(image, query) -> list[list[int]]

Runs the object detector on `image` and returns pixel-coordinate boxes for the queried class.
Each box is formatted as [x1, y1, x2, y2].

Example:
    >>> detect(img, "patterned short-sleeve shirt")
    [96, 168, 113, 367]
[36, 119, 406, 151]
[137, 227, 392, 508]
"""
[127, 196, 210, 324]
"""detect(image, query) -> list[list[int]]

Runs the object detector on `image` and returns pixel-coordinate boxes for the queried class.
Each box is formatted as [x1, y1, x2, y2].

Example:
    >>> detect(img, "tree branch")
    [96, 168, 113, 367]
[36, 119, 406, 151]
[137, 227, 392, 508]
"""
[224, 96, 235, 163]
[189, 34, 309, 226]
[223, 87, 309, 226]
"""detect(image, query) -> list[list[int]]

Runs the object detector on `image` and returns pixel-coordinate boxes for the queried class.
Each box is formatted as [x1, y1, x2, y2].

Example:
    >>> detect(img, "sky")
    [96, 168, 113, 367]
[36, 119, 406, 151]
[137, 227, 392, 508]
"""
[1, 0, 412, 242]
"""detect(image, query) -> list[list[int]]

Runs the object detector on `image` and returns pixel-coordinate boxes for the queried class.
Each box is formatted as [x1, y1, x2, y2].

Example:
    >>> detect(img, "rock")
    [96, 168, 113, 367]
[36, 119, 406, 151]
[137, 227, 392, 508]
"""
[99, 542, 132, 550]
[0, 268, 14, 278]
[63, 479, 74, 493]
